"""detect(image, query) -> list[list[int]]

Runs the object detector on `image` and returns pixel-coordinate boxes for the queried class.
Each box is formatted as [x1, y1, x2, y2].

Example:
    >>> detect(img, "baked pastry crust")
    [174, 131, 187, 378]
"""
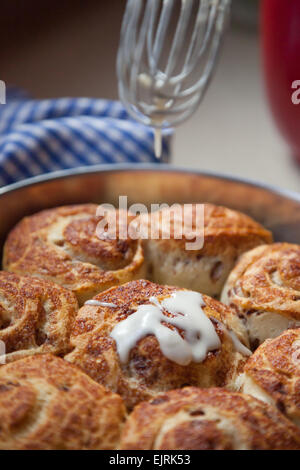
[221, 243, 300, 347]
[3, 204, 145, 305]
[238, 328, 300, 427]
[120, 387, 300, 450]
[0, 271, 78, 363]
[0, 354, 126, 450]
[66, 279, 249, 409]
[141, 203, 272, 297]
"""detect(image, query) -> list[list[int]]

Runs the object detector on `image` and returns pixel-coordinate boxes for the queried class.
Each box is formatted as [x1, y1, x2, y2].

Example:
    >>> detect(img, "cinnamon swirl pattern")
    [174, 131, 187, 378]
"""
[141, 203, 272, 298]
[65, 280, 249, 409]
[238, 328, 300, 427]
[221, 243, 300, 348]
[3, 204, 145, 305]
[120, 387, 300, 450]
[0, 354, 126, 450]
[0, 271, 78, 363]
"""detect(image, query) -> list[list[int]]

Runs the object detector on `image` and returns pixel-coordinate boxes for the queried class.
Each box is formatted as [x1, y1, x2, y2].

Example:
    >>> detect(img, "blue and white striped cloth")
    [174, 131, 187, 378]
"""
[0, 91, 171, 186]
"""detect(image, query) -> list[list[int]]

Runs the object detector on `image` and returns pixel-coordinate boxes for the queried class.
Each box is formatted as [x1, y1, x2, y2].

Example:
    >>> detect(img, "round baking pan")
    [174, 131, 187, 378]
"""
[0, 164, 299, 253]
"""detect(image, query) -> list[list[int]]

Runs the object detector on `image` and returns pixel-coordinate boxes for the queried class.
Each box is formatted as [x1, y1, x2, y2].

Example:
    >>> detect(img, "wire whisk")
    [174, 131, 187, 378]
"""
[117, 0, 231, 158]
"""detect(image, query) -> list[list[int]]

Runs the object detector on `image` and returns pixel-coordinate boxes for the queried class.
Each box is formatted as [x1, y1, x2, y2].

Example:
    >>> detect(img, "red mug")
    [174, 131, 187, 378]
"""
[261, 0, 300, 164]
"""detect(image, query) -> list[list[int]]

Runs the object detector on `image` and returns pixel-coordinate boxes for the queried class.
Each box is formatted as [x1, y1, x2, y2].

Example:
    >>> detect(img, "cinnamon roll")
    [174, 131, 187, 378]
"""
[140, 203, 272, 298]
[3, 204, 145, 305]
[221, 243, 300, 348]
[0, 271, 78, 363]
[65, 279, 250, 409]
[237, 328, 300, 427]
[120, 387, 300, 450]
[0, 354, 126, 450]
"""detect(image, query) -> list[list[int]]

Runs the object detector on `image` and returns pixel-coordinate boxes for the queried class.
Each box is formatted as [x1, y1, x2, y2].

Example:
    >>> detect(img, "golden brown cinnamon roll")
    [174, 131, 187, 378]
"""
[0, 271, 78, 363]
[120, 387, 300, 450]
[140, 203, 272, 298]
[65, 279, 250, 409]
[221, 243, 300, 348]
[0, 354, 126, 450]
[237, 328, 300, 427]
[3, 204, 145, 305]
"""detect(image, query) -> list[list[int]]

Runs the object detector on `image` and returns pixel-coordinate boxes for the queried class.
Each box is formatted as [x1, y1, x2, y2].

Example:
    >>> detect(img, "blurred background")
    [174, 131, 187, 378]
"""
[1, 0, 300, 192]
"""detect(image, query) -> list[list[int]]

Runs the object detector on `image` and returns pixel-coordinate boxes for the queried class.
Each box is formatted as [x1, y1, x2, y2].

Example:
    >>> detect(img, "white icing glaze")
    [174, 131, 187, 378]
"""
[85, 300, 117, 308]
[227, 330, 252, 356]
[110, 291, 221, 366]
[217, 322, 252, 356]
[154, 128, 162, 159]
